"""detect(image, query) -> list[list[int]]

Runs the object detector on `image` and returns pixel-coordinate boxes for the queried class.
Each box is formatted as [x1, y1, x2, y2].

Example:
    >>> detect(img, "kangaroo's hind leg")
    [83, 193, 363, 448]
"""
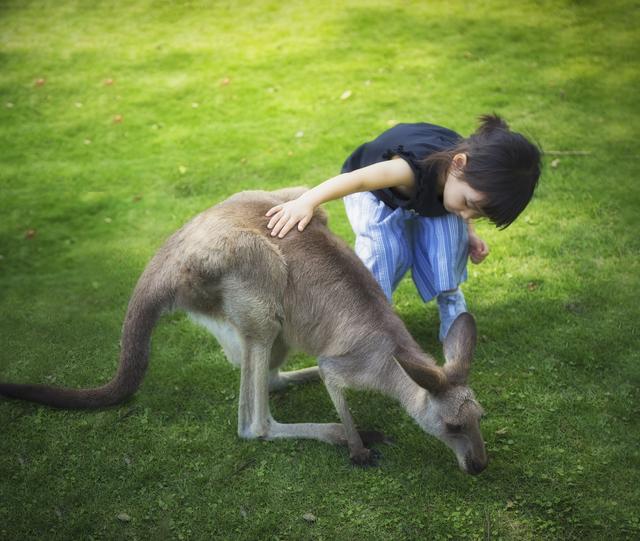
[235, 318, 349, 446]
[237, 333, 278, 439]
[237, 331, 344, 446]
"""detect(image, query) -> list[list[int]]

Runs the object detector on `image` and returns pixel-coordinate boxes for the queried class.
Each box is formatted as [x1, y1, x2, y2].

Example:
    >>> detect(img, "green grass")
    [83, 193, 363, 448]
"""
[1, 0, 639, 539]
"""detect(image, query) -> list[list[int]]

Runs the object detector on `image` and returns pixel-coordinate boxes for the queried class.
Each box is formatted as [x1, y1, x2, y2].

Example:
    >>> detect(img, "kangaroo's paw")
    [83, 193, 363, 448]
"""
[358, 430, 394, 447]
[349, 446, 382, 468]
[358, 430, 385, 446]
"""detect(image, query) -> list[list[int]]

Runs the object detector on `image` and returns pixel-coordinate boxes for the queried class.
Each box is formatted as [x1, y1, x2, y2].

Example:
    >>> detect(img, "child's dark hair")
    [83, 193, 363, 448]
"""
[424, 114, 542, 229]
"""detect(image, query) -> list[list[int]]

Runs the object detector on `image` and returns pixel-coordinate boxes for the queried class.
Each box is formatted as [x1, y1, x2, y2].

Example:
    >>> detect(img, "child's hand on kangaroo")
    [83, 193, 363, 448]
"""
[266, 198, 315, 238]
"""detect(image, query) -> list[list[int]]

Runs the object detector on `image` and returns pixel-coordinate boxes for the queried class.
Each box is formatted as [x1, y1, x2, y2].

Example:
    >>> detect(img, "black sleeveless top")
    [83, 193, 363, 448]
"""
[340, 122, 461, 217]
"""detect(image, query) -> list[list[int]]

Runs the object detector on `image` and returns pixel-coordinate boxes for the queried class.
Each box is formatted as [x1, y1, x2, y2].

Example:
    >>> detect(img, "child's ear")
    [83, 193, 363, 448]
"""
[452, 153, 468, 170]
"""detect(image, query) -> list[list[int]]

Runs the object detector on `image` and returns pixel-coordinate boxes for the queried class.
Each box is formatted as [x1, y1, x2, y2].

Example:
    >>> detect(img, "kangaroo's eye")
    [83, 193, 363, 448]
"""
[446, 423, 463, 433]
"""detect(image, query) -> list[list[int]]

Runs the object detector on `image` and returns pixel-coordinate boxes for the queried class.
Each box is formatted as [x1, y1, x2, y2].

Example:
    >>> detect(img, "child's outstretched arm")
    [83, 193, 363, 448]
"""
[266, 158, 415, 238]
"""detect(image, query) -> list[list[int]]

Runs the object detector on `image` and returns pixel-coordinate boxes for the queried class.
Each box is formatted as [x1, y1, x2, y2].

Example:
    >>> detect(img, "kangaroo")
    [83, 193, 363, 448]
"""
[0, 188, 487, 474]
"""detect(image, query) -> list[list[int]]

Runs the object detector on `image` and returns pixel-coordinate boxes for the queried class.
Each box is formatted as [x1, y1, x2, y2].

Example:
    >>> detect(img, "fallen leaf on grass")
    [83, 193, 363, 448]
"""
[527, 281, 539, 291]
[113, 114, 123, 124]
[221, 77, 231, 86]
[24, 229, 37, 239]
[35, 78, 46, 87]
[495, 427, 508, 435]
[104, 78, 114, 86]
[117, 513, 131, 522]
[551, 158, 560, 168]
[303, 513, 317, 523]
[340, 89, 352, 100]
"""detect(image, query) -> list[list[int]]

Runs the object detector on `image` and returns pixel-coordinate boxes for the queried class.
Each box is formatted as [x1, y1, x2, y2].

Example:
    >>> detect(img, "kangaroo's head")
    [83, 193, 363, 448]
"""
[396, 312, 488, 475]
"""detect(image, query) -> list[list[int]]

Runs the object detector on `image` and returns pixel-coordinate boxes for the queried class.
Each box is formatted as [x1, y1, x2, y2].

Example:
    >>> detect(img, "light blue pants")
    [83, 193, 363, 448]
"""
[343, 191, 469, 302]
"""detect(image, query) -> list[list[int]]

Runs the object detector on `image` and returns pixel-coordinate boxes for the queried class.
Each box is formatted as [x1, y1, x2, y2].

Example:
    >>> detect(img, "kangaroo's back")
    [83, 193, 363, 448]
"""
[198, 188, 416, 358]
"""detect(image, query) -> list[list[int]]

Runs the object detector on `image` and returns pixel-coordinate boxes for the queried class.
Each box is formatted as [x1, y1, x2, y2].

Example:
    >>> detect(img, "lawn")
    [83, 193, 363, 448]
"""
[1, 0, 639, 539]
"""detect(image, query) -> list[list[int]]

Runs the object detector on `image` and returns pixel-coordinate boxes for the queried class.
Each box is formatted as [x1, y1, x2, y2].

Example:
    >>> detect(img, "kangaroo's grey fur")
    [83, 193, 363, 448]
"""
[0, 188, 487, 473]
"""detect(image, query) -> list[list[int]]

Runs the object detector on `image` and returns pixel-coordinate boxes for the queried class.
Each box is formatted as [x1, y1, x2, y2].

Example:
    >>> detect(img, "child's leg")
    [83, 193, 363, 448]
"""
[343, 192, 412, 300]
[436, 289, 468, 342]
[410, 214, 469, 341]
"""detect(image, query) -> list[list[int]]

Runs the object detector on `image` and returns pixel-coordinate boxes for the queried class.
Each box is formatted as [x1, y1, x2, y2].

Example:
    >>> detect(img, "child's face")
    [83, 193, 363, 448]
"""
[443, 154, 487, 221]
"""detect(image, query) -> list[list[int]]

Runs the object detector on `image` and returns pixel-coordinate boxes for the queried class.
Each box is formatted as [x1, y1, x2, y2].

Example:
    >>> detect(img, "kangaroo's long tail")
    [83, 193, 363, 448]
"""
[0, 260, 175, 409]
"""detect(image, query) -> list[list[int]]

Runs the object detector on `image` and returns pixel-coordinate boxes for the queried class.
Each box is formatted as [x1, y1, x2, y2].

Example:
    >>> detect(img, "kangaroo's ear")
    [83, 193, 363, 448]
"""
[394, 357, 448, 395]
[443, 312, 477, 385]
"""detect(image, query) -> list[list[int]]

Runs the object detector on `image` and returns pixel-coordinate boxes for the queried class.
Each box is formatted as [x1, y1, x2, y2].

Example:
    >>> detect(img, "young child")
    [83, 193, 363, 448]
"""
[265, 114, 541, 341]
